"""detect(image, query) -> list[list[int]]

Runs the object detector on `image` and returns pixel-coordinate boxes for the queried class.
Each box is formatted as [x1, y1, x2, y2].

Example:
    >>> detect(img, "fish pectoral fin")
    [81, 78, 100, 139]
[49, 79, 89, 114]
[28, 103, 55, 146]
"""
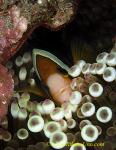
[17, 85, 47, 98]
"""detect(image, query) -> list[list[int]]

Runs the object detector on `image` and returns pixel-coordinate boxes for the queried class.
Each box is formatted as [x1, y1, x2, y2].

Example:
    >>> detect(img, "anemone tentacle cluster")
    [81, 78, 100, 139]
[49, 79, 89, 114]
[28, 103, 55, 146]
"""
[1, 44, 115, 150]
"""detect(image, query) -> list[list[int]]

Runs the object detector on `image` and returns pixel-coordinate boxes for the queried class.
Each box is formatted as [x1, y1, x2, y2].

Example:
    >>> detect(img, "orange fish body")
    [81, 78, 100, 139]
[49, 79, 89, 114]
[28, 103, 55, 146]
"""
[33, 50, 72, 104]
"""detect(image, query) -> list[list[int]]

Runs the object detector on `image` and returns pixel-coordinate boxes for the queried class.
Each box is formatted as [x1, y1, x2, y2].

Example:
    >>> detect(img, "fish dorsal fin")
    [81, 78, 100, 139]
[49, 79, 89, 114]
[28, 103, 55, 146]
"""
[33, 49, 70, 82]
[70, 38, 96, 64]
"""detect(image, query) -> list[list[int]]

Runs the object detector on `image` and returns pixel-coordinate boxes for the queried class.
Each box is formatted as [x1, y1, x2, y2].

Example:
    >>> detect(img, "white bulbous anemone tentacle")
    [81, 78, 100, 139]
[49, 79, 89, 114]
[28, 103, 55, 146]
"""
[7, 46, 116, 150]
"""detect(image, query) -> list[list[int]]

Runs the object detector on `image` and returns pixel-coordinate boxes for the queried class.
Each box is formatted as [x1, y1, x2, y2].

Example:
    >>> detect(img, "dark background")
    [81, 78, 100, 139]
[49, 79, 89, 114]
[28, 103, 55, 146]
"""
[23, 0, 116, 66]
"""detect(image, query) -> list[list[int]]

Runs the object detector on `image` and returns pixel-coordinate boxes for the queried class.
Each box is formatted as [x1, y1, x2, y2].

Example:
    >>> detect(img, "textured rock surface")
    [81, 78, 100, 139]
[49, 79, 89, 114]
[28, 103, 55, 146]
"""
[0, 64, 14, 121]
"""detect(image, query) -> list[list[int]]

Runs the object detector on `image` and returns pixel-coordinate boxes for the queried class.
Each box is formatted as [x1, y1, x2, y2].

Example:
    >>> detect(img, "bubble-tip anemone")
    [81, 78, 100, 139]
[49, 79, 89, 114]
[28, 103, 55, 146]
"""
[49, 131, 67, 149]
[27, 115, 44, 133]
[81, 125, 99, 142]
